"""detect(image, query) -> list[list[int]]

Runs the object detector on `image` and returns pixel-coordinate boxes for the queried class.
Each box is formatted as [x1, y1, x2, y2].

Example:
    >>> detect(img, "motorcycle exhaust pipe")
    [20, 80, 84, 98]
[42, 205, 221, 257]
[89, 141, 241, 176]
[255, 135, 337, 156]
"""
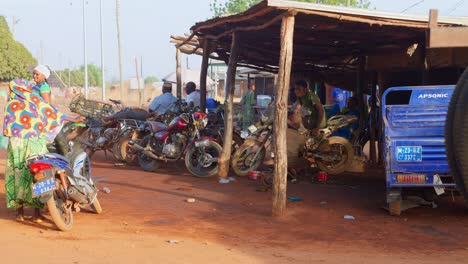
[128, 141, 161, 160]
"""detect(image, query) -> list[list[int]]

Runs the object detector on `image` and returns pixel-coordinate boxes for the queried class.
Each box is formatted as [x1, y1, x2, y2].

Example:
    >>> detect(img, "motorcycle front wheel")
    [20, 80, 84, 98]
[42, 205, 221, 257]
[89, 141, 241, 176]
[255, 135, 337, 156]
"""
[137, 135, 161, 172]
[47, 192, 74, 231]
[231, 140, 266, 177]
[315, 136, 354, 175]
[185, 141, 222, 178]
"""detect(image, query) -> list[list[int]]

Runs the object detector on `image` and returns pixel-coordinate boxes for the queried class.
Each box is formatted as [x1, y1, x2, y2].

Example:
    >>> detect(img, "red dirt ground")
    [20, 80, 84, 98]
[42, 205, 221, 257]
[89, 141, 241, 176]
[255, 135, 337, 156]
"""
[0, 149, 467, 264]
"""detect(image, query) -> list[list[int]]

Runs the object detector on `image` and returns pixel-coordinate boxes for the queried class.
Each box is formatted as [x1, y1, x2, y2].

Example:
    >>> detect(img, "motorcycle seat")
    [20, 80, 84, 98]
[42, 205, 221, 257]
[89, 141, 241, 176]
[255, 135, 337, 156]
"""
[146, 121, 168, 133]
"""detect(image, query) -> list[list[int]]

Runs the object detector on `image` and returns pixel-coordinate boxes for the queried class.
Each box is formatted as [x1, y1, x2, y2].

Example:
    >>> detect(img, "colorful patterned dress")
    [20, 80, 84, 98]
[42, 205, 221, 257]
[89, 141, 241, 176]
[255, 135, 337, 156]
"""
[3, 79, 66, 209]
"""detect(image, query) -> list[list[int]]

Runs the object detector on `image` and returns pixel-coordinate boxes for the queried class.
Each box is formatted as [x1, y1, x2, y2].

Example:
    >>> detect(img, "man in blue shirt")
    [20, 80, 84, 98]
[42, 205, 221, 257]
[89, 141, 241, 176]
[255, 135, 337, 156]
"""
[149, 82, 178, 115]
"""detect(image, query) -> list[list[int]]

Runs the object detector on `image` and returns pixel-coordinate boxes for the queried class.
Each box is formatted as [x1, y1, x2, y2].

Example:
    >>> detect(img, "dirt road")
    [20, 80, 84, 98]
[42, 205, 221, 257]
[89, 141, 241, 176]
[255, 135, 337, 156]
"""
[1, 150, 467, 264]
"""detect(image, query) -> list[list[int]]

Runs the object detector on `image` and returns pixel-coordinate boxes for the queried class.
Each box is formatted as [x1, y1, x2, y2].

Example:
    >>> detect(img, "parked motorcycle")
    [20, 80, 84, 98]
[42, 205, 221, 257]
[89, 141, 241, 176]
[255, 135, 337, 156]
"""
[74, 98, 148, 160]
[231, 106, 275, 176]
[26, 122, 102, 231]
[129, 110, 223, 177]
[231, 105, 358, 176]
[204, 106, 244, 154]
[115, 100, 188, 164]
[302, 115, 357, 174]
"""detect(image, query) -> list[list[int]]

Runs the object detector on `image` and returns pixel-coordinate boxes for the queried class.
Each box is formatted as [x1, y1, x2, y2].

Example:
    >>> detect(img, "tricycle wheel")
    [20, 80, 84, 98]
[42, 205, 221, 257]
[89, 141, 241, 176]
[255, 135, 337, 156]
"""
[445, 66, 468, 200]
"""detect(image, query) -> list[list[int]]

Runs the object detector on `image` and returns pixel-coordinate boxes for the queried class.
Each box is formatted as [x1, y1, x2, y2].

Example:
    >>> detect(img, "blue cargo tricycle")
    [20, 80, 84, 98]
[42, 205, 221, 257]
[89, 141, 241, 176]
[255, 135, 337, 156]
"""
[382, 85, 457, 215]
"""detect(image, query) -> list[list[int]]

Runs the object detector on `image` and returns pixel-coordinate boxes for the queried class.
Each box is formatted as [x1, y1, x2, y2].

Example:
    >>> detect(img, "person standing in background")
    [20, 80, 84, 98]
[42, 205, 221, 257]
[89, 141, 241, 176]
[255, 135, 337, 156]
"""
[240, 83, 256, 130]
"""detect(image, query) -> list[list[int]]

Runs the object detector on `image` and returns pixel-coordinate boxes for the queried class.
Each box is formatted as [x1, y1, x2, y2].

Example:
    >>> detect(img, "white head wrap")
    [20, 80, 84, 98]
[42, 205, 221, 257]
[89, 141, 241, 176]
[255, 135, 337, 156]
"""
[34, 65, 51, 79]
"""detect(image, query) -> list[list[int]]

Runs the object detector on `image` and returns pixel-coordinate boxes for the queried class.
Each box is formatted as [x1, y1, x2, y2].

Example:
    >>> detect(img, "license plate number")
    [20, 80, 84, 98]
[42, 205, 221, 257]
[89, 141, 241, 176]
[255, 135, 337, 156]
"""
[396, 146, 422, 162]
[32, 178, 56, 197]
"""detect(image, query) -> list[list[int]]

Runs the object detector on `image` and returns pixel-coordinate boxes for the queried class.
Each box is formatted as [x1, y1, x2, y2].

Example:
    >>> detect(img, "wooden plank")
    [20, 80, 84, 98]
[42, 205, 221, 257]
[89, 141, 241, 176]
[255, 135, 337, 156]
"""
[176, 48, 182, 99]
[273, 14, 295, 218]
[428, 28, 468, 48]
[218, 32, 240, 180]
[200, 39, 209, 112]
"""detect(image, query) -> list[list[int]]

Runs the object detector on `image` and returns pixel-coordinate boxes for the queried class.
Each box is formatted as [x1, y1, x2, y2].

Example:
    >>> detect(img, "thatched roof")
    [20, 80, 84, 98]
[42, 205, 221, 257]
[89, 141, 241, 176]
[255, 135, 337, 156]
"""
[175, 0, 468, 86]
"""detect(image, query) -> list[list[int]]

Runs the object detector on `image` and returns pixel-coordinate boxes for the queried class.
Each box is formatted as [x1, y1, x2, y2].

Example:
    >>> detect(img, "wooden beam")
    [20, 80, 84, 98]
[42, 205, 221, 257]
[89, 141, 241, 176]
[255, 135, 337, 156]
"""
[176, 48, 182, 99]
[218, 32, 240, 180]
[200, 39, 210, 112]
[273, 14, 295, 218]
[428, 28, 468, 48]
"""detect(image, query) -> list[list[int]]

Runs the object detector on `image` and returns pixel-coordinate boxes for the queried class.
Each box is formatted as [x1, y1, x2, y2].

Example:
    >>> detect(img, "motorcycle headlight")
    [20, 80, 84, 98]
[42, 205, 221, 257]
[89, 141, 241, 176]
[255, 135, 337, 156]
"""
[200, 116, 209, 129]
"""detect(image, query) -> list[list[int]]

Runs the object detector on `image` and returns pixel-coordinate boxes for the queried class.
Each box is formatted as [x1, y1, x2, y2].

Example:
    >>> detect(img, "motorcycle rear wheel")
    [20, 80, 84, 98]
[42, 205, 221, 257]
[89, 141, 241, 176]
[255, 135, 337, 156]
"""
[185, 141, 222, 178]
[231, 140, 266, 177]
[47, 192, 74, 231]
[137, 135, 161, 172]
[315, 136, 354, 175]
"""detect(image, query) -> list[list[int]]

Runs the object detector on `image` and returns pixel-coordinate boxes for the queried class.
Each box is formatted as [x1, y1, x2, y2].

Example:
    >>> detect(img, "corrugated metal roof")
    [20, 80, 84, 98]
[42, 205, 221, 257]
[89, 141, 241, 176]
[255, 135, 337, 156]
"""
[267, 0, 468, 26]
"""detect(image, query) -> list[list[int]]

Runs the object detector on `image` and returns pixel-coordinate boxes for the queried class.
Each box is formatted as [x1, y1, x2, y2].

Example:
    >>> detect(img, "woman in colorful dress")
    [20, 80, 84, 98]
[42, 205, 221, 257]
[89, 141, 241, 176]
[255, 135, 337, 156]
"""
[32, 65, 52, 104]
[3, 73, 79, 222]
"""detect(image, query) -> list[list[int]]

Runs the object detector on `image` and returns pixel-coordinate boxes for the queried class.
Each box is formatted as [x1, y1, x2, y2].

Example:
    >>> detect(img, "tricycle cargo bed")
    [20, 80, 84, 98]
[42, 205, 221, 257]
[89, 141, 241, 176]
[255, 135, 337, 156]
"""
[382, 86, 455, 189]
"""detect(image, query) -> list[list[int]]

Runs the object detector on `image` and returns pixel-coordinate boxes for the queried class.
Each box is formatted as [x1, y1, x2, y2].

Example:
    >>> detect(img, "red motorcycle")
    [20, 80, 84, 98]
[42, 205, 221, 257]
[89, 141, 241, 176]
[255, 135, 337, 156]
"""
[129, 111, 223, 177]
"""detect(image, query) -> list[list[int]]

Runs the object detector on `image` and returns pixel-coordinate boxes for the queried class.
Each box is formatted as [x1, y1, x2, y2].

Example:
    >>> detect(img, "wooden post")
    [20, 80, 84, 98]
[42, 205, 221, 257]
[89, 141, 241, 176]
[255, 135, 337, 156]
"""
[369, 72, 377, 164]
[377, 72, 388, 166]
[356, 56, 366, 137]
[176, 48, 182, 99]
[200, 39, 210, 112]
[218, 32, 240, 180]
[273, 14, 295, 217]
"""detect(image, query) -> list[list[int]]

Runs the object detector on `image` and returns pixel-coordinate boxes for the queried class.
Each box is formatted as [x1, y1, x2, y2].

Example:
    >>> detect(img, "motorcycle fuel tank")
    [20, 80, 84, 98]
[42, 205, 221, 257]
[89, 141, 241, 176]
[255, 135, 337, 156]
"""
[155, 131, 170, 142]
[168, 116, 188, 131]
[146, 121, 169, 133]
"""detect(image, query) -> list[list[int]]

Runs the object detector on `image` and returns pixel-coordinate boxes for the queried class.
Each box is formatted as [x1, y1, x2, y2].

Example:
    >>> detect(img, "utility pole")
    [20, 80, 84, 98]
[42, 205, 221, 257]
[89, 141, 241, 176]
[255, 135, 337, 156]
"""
[83, 0, 89, 99]
[100, 0, 106, 101]
[116, 0, 124, 101]
[11, 16, 20, 39]
[135, 57, 142, 106]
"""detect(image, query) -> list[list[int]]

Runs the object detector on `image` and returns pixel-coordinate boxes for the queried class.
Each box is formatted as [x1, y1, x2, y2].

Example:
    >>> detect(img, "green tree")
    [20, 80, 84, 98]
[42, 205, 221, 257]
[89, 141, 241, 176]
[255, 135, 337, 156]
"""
[0, 16, 37, 81]
[210, 0, 370, 16]
[144, 76, 159, 84]
[56, 64, 102, 87]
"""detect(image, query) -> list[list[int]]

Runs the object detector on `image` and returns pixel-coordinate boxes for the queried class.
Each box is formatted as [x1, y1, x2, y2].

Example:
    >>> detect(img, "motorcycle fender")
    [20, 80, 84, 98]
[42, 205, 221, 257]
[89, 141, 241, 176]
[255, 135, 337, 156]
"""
[73, 152, 89, 178]
[39, 193, 53, 204]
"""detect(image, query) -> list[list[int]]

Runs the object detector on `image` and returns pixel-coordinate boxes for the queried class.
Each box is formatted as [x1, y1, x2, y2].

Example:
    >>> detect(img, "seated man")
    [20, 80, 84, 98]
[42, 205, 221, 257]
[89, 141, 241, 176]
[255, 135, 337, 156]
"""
[103, 82, 177, 122]
[288, 80, 326, 135]
[333, 96, 359, 139]
[149, 82, 178, 115]
[185, 82, 201, 108]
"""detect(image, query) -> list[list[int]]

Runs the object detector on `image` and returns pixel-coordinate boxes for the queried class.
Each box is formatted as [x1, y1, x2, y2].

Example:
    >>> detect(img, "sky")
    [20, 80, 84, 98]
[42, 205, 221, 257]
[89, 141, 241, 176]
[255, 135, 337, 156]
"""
[1, 0, 467, 81]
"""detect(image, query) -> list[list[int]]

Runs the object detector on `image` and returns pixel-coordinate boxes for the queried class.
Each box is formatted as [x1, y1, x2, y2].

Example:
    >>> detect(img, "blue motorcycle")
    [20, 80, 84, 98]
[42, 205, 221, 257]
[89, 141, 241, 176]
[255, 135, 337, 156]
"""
[26, 122, 102, 231]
